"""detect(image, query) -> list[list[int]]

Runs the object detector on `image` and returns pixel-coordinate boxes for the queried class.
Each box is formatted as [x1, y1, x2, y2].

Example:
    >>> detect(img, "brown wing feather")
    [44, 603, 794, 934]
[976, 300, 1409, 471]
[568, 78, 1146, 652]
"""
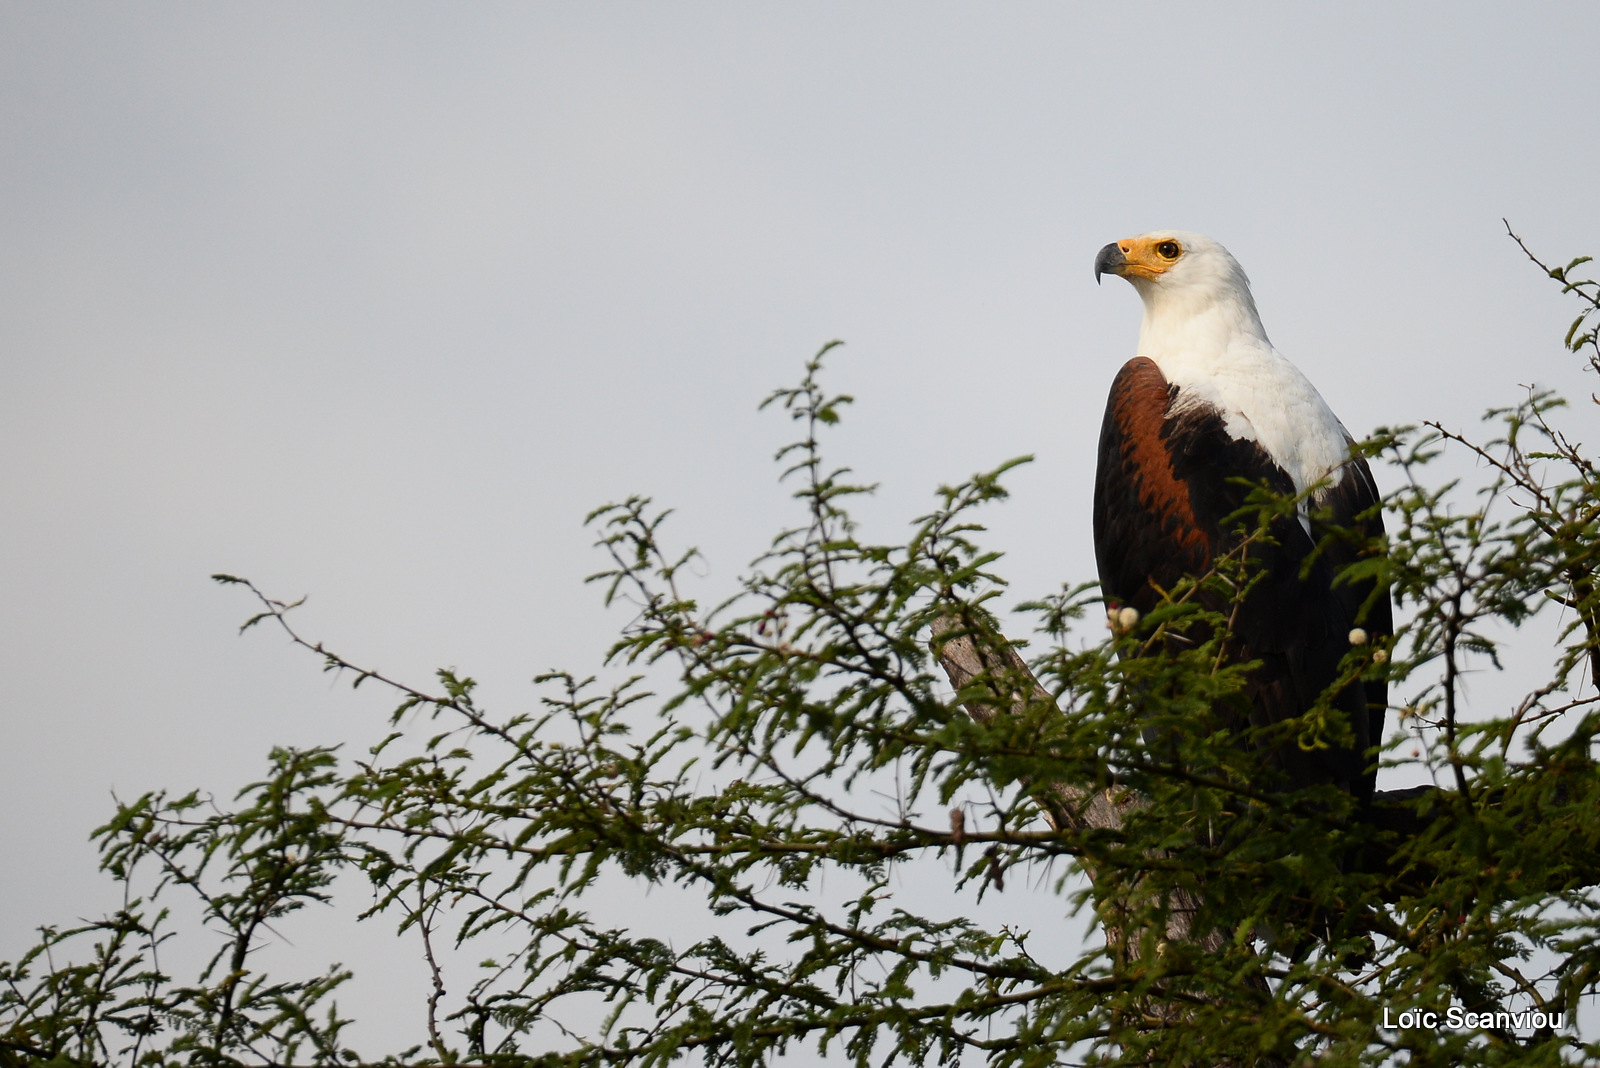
[1092, 357, 1207, 615]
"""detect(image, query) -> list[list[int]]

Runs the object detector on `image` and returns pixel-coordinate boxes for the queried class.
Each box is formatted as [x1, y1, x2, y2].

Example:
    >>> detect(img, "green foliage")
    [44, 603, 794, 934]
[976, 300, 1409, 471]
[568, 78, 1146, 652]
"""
[5, 246, 1600, 1066]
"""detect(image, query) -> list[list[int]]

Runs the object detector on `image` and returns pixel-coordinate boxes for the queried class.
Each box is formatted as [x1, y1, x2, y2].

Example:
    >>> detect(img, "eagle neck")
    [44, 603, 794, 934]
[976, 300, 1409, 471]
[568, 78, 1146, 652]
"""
[1135, 287, 1270, 361]
[1131, 286, 1350, 511]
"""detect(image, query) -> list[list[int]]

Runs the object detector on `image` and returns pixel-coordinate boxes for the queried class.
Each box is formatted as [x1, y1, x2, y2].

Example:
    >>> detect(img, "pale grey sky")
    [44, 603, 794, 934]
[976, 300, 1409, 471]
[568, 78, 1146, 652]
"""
[3, 3, 1598, 1053]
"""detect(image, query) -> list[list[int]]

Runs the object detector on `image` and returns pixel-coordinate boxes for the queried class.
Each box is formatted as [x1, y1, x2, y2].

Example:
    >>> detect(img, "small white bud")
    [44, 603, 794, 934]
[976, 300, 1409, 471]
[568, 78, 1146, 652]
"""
[1348, 628, 1368, 646]
[1372, 649, 1388, 664]
[1117, 606, 1140, 631]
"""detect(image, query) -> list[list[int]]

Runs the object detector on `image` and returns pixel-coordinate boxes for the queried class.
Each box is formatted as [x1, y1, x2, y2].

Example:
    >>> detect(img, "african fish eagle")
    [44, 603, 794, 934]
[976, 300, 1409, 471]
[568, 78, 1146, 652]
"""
[1092, 231, 1391, 800]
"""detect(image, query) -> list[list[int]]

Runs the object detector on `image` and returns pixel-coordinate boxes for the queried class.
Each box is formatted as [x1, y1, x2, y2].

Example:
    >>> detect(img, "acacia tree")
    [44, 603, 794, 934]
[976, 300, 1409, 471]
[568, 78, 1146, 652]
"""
[4, 233, 1600, 1067]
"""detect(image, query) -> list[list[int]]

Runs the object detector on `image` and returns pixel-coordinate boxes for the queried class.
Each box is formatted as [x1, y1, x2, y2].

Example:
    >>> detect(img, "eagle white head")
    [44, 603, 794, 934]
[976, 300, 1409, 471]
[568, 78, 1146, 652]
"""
[1094, 230, 1272, 360]
[1093, 229, 1353, 507]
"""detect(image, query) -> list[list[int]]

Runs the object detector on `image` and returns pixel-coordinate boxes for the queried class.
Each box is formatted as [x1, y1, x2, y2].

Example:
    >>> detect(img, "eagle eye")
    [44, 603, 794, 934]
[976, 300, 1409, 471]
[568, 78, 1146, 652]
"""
[1155, 240, 1182, 260]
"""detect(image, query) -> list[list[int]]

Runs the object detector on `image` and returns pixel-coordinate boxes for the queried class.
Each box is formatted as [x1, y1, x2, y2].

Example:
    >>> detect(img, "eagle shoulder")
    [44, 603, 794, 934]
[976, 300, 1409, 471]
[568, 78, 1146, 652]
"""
[1093, 357, 1207, 614]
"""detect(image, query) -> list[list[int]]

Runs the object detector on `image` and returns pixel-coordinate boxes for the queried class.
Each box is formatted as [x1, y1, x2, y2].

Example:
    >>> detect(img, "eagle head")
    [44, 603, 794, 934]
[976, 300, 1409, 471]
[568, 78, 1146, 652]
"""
[1094, 231, 1265, 347]
[1094, 231, 1250, 291]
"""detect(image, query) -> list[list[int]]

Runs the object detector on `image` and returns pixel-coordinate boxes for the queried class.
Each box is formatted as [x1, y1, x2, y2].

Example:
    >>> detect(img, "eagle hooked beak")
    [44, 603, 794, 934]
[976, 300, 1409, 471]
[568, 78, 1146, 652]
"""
[1094, 242, 1128, 285]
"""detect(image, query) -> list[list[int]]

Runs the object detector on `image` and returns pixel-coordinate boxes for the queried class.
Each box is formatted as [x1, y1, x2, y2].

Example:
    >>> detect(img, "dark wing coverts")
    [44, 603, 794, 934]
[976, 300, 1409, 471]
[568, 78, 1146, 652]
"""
[1093, 357, 1391, 799]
